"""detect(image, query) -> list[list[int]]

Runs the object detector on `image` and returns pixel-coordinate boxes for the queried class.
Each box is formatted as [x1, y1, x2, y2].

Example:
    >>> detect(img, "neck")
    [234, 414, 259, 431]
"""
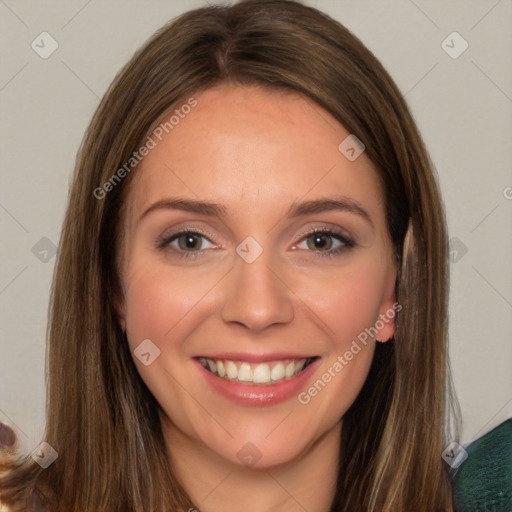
[161, 414, 340, 512]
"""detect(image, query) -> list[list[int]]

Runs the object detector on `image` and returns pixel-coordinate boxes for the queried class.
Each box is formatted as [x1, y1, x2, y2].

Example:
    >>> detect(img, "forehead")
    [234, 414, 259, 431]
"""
[125, 84, 385, 227]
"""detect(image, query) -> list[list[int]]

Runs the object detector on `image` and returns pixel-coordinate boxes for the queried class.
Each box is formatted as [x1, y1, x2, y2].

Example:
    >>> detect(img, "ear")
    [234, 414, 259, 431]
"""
[375, 260, 399, 343]
[375, 297, 399, 343]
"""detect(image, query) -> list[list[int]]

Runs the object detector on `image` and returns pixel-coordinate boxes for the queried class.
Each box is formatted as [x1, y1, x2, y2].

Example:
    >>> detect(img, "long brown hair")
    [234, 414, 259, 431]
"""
[0, 1, 457, 510]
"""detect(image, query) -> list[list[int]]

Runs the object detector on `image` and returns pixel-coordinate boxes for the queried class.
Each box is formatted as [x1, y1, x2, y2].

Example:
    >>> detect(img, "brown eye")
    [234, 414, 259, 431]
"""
[306, 233, 334, 251]
[158, 230, 215, 254]
[293, 229, 355, 257]
[176, 233, 204, 251]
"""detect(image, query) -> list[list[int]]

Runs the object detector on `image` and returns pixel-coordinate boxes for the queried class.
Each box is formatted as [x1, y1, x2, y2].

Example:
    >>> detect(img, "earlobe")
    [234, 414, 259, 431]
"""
[376, 264, 399, 343]
[375, 295, 402, 342]
[375, 310, 395, 343]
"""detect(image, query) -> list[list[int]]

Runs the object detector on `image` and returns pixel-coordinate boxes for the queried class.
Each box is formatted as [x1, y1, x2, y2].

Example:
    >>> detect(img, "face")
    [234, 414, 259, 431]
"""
[116, 84, 397, 469]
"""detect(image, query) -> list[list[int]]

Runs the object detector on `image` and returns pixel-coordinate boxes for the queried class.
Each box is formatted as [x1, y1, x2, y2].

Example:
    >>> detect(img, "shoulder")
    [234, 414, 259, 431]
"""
[451, 418, 512, 511]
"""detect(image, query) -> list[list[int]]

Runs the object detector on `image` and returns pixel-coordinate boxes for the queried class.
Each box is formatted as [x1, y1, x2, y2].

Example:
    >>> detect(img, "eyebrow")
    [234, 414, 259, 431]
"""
[139, 196, 373, 226]
[287, 197, 372, 225]
[140, 198, 227, 220]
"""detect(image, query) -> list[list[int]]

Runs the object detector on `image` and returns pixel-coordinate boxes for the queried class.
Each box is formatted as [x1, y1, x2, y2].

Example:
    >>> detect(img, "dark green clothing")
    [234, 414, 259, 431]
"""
[452, 419, 512, 511]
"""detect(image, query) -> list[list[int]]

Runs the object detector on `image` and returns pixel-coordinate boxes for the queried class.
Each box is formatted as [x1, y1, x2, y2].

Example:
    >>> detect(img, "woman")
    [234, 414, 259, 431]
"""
[0, 0, 458, 510]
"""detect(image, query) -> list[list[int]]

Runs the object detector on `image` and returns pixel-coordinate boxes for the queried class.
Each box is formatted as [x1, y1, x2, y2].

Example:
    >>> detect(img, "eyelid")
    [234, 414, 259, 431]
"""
[294, 225, 354, 245]
[156, 224, 355, 256]
[156, 226, 218, 250]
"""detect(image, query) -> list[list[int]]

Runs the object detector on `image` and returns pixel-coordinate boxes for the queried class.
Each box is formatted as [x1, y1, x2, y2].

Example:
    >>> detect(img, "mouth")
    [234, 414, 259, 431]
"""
[196, 356, 319, 385]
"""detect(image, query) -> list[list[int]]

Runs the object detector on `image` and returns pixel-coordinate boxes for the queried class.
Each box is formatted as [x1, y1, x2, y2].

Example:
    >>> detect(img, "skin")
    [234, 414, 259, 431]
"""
[116, 84, 397, 512]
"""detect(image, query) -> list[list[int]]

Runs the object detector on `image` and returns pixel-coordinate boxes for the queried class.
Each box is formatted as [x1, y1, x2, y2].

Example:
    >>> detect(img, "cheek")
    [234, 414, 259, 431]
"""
[294, 259, 387, 345]
[295, 265, 382, 423]
[121, 259, 225, 410]
[119, 256, 390, 452]
[123, 261, 218, 345]
[121, 263, 217, 429]
[292, 257, 387, 402]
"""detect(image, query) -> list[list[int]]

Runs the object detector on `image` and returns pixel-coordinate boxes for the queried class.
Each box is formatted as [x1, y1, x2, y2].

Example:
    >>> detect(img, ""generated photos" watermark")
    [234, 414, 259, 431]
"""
[298, 302, 402, 405]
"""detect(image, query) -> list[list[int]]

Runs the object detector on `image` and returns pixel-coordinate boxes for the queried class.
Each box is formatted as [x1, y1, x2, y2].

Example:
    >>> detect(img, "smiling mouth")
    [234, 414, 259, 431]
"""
[197, 356, 318, 385]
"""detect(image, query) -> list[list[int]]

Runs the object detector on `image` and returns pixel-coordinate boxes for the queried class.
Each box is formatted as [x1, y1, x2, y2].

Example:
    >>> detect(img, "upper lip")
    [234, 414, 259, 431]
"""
[194, 353, 318, 363]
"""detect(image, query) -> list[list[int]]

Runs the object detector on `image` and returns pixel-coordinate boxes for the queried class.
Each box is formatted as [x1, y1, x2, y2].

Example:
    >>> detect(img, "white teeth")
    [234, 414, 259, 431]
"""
[285, 361, 296, 378]
[270, 362, 285, 381]
[216, 360, 226, 377]
[225, 360, 238, 380]
[200, 357, 312, 384]
[295, 359, 307, 373]
[238, 363, 253, 382]
[253, 363, 271, 383]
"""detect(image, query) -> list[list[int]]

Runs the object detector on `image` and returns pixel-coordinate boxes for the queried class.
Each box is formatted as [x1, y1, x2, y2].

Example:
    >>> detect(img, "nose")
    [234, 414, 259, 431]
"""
[220, 251, 294, 332]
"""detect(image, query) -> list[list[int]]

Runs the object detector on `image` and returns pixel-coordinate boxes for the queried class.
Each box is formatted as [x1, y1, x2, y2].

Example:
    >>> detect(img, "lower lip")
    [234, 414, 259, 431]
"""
[195, 358, 321, 406]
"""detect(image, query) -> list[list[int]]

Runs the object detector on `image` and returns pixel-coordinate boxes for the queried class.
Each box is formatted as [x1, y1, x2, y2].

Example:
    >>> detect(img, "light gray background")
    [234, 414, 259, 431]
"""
[1, 0, 511, 454]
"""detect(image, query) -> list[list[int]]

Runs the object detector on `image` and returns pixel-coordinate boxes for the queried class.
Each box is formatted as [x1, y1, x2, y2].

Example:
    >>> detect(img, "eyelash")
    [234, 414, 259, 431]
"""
[156, 227, 355, 259]
[294, 228, 355, 257]
[156, 228, 216, 260]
